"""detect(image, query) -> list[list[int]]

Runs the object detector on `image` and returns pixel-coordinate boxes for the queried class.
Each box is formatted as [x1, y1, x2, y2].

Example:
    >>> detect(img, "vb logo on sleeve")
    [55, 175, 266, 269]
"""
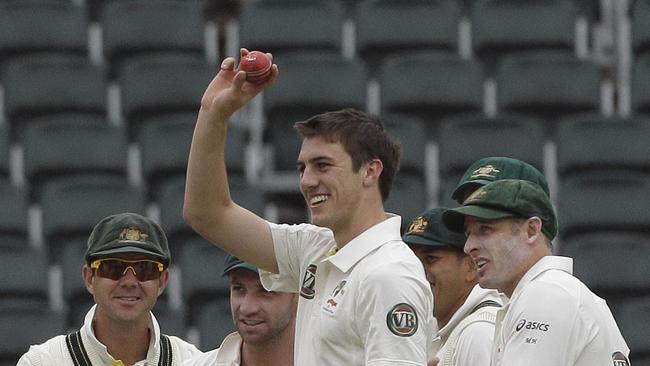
[386, 303, 418, 337]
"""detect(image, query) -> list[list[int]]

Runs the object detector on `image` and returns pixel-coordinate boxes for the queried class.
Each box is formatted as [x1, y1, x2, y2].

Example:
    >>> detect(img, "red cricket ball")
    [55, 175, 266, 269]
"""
[239, 51, 272, 84]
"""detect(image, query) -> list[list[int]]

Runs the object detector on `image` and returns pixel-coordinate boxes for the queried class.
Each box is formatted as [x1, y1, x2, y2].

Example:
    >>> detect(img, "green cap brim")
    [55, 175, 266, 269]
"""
[443, 205, 517, 233]
[89, 245, 168, 262]
[451, 180, 492, 202]
[402, 233, 452, 248]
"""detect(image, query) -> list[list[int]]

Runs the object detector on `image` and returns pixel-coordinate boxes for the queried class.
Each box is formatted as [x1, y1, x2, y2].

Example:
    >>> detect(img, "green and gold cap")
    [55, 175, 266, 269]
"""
[452, 157, 549, 203]
[402, 207, 466, 251]
[443, 179, 558, 240]
[85, 212, 170, 266]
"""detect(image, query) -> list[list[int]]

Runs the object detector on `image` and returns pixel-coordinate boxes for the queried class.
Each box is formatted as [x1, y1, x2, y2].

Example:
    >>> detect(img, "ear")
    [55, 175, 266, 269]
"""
[82, 265, 94, 295]
[157, 270, 170, 296]
[362, 159, 383, 187]
[526, 217, 544, 244]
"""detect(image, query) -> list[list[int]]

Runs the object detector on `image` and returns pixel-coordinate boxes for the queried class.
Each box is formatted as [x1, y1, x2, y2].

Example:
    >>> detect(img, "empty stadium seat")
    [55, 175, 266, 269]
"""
[630, 53, 650, 115]
[0, 126, 8, 180]
[384, 173, 428, 232]
[100, 0, 206, 78]
[40, 176, 146, 262]
[0, 308, 65, 364]
[0, 247, 49, 312]
[383, 115, 429, 174]
[0, 181, 28, 249]
[2, 55, 106, 139]
[558, 174, 650, 240]
[153, 298, 187, 338]
[22, 120, 127, 202]
[437, 113, 546, 206]
[559, 231, 650, 299]
[556, 114, 650, 179]
[614, 295, 650, 363]
[379, 52, 484, 137]
[470, 0, 578, 68]
[178, 238, 230, 320]
[496, 52, 602, 129]
[354, 0, 460, 74]
[118, 54, 215, 139]
[238, 0, 344, 60]
[194, 296, 234, 351]
[0, 1, 87, 65]
[60, 236, 93, 329]
[631, 0, 650, 58]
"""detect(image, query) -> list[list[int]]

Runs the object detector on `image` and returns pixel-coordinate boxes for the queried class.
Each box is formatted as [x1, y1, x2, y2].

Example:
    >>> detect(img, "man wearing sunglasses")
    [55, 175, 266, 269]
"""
[18, 212, 202, 366]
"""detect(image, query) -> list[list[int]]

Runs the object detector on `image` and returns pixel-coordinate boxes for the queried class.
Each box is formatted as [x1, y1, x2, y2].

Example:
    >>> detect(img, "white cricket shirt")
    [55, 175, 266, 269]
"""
[433, 285, 504, 366]
[182, 332, 241, 366]
[260, 215, 435, 366]
[491, 256, 631, 366]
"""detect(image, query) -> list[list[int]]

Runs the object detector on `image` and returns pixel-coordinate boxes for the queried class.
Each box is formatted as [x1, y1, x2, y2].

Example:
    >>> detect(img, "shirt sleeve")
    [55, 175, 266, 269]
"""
[357, 261, 434, 365]
[259, 222, 331, 293]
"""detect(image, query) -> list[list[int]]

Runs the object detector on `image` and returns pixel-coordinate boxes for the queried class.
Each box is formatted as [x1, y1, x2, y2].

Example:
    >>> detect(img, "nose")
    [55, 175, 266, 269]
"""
[238, 293, 261, 315]
[464, 235, 477, 256]
[299, 166, 317, 193]
[119, 266, 139, 283]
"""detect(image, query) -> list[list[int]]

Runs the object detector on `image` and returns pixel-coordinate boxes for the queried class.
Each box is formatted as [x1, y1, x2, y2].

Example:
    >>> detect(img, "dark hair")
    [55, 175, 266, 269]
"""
[294, 108, 401, 201]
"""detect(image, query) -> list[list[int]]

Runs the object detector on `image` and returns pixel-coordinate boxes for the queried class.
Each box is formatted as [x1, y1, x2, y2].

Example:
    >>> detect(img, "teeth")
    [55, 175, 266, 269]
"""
[310, 195, 328, 205]
[476, 260, 487, 269]
[242, 320, 262, 326]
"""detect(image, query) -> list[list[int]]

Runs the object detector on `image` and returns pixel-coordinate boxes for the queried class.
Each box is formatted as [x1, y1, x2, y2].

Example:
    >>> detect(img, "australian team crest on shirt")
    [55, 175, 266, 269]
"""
[386, 303, 418, 337]
[322, 280, 347, 315]
[300, 264, 317, 299]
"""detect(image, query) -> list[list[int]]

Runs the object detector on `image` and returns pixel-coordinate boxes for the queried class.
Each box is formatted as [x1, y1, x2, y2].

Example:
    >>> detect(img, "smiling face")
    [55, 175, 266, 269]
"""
[297, 136, 366, 232]
[230, 269, 296, 346]
[409, 245, 476, 327]
[84, 254, 168, 327]
[463, 216, 530, 297]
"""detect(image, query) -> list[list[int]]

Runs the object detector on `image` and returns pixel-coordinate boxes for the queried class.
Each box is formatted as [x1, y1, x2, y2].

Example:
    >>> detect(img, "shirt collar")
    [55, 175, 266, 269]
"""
[510, 255, 573, 300]
[325, 214, 402, 272]
[215, 332, 243, 363]
[81, 304, 159, 365]
[439, 285, 503, 336]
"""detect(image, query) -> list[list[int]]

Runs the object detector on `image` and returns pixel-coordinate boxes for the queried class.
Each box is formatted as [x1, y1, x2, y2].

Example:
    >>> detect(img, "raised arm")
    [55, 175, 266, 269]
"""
[184, 48, 280, 273]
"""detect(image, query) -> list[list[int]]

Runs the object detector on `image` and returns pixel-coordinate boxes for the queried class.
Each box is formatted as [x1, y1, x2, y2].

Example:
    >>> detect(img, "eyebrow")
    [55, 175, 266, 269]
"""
[296, 155, 335, 168]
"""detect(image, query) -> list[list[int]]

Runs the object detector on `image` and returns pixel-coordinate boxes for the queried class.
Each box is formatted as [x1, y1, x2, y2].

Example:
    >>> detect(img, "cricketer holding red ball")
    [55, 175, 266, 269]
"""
[184, 48, 436, 365]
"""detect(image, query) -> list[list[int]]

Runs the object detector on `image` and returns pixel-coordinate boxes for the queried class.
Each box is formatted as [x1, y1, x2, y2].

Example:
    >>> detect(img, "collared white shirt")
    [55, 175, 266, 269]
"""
[432, 285, 504, 366]
[18, 305, 201, 366]
[182, 332, 241, 366]
[260, 215, 435, 366]
[491, 256, 630, 366]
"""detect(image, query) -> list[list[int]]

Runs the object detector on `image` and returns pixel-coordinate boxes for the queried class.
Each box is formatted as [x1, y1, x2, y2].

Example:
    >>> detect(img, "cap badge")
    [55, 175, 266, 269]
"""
[406, 217, 428, 235]
[118, 227, 149, 243]
[464, 186, 487, 205]
[470, 165, 500, 179]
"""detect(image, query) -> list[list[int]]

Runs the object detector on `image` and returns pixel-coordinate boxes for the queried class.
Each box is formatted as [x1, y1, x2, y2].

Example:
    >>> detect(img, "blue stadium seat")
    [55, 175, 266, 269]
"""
[2, 55, 106, 139]
[0, 1, 87, 65]
[379, 52, 484, 138]
[631, 53, 650, 116]
[354, 0, 460, 75]
[118, 54, 215, 139]
[100, 0, 206, 78]
[0, 181, 28, 249]
[238, 0, 344, 59]
[22, 120, 127, 202]
[470, 0, 578, 69]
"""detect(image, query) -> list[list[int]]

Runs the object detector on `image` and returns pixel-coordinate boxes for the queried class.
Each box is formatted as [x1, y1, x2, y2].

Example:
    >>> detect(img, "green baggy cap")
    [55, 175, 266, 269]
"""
[402, 207, 466, 251]
[85, 212, 171, 267]
[452, 157, 549, 203]
[443, 179, 558, 240]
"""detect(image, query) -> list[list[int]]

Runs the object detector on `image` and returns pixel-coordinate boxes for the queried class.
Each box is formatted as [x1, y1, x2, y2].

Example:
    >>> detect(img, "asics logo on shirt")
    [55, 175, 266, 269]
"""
[515, 319, 550, 332]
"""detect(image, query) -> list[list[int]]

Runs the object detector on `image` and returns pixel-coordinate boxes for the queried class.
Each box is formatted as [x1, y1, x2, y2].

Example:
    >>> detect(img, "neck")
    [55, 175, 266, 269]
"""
[93, 312, 151, 365]
[436, 288, 472, 329]
[334, 199, 386, 249]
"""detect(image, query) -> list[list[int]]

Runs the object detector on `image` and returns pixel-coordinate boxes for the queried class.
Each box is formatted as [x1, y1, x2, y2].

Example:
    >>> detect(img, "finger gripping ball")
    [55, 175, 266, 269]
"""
[240, 51, 272, 84]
